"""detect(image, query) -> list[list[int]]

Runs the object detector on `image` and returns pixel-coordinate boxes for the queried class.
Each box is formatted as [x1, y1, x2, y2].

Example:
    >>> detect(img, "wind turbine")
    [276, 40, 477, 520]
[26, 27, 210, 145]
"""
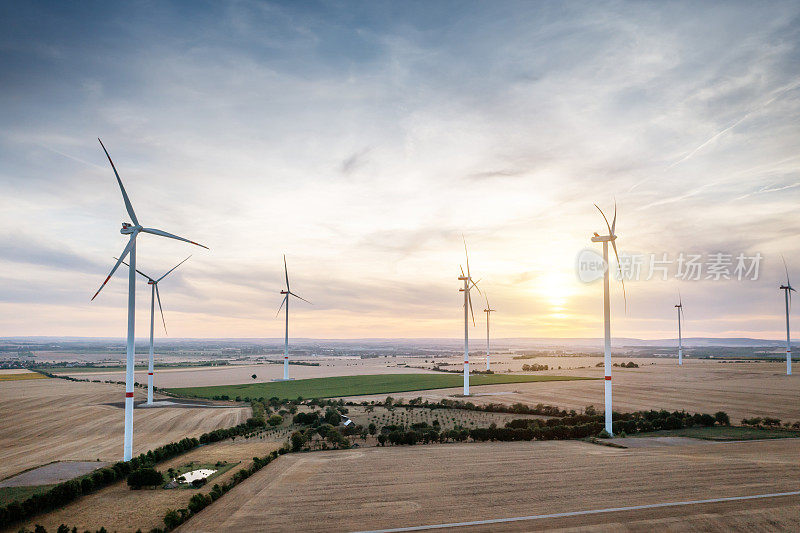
[780, 256, 795, 376]
[675, 291, 685, 366]
[484, 295, 495, 371]
[120, 256, 191, 404]
[591, 203, 625, 436]
[91, 139, 208, 461]
[458, 237, 481, 395]
[276, 255, 311, 380]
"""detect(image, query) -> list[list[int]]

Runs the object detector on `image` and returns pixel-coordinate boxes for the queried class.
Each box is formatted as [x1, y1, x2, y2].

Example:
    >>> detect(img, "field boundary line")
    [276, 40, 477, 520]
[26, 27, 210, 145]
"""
[353, 490, 800, 532]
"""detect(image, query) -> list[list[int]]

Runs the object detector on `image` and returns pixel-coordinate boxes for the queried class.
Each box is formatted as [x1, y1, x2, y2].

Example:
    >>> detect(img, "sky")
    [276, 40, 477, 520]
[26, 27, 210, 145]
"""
[1, 0, 799, 340]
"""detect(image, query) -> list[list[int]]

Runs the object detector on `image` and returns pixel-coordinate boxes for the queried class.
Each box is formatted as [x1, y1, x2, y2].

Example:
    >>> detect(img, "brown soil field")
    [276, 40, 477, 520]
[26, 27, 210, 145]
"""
[9, 439, 284, 533]
[0, 369, 35, 375]
[180, 437, 800, 532]
[59, 358, 437, 387]
[344, 358, 800, 424]
[0, 378, 249, 480]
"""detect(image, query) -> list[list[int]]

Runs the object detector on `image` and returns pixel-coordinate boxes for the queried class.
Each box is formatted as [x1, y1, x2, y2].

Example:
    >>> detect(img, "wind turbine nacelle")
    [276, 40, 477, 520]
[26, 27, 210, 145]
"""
[120, 223, 137, 234]
[280, 290, 289, 295]
[591, 234, 616, 243]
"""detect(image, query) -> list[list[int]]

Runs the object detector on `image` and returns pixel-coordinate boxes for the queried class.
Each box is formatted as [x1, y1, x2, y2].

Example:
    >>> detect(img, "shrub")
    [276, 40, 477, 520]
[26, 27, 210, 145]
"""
[267, 414, 283, 427]
[714, 411, 730, 426]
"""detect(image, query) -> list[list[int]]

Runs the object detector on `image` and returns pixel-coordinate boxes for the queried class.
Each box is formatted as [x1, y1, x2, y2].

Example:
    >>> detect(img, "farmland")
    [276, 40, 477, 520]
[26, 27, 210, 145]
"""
[343, 358, 800, 424]
[180, 438, 800, 532]
[167, 373, 596, 400]
[0, 378, 249, 480]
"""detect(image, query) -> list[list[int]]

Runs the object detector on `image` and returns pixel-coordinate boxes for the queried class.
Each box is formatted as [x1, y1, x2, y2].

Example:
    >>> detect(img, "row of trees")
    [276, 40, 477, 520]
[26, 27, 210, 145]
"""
[521, 364, 549, 371]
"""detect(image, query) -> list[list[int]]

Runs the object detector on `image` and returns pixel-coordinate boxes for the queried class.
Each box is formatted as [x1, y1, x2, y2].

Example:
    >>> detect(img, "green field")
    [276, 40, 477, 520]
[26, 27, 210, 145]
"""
[633, 426, 800, 441]
[167, 373, 597, 400]
[0, 484, 55, 506]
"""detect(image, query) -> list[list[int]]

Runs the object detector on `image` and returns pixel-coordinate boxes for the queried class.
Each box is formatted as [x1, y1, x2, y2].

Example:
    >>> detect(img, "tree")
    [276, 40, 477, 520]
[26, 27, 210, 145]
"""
[164, 509, 182, 529]
[368, 422, 377, 436]
[267, 414, 283, 427]
[377, 434, 387, 446]
[713, 411, 729, 426]
[251, 374, 257, 380]
[127, 468, 164, 489]
[291, 431, 305, 451]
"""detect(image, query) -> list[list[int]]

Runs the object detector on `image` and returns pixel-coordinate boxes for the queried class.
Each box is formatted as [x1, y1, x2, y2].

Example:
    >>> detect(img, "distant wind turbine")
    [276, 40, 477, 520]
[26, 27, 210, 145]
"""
[675, 291, 685, 366]
[780, 256, 795, 376]
[120, 256, 191, 404]
[591, 202, 625, 436]
[276, 255, 311, 380]
[484, 295, 495, 371]
[91, 139, 208, 462]
[458, 237, 481, 395]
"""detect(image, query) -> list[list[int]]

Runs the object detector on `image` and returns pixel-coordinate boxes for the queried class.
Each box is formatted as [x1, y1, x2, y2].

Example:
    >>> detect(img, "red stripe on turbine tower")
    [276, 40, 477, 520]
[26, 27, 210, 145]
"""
[605, 376, 611, 380]
[125, 392, 134, 398]
[148, 372, 153, 375]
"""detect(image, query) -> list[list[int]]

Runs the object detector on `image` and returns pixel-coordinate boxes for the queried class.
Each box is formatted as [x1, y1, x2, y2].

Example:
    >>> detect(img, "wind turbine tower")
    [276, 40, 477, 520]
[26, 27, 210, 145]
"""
[484, 296, 495, 371]
[91, 139, 207, 461]
[121, 256, 191, 404]
[276, 255, 311, 380]
[781, 257, 795, 376]
[458, 237, 481, 395]
[675, 292, 684, 366]
[591, 203, 625, 436]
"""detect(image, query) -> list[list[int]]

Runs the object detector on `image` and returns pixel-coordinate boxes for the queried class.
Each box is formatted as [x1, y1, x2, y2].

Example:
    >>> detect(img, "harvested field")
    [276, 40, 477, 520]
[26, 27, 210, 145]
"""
[344, 359, 800, 423]
[0, 378, 249, 480]
[0, 373, 47, 382]
[181, 438, 800, 532]
[0, 461, 109, 487]
[57, 359, 438, 388]
[168, 373, 594, 401]
[11, 439, 284, 533]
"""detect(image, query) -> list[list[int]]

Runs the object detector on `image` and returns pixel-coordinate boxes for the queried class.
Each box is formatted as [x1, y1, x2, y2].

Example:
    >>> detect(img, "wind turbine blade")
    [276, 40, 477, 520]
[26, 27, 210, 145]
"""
[92, 234, 136, 300]
[155, 284, 167, 335]
[782, 255, 791, 287]
[463, 235, 471, 279]
[460, 265, 465, 277]
[611, 200, 617, 235]
[98, 139, 138, 226]
[468, 290, 476, 326]
[289, 291, 312, 305]
[115, 257, 151, 281]
[594, 204, 613, 236]
[140, 227, 208, 249]
[470, 278, 483, 295]
[157, 255, 192, 282]
[276, 295, 287, 317]
[611, 239, 627, 313]
[284, 255, 290, 292]
[678, 288, 682, 307]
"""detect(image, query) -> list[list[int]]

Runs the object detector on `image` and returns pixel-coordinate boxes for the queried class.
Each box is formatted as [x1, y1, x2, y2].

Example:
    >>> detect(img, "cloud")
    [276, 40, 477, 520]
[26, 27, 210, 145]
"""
[1, 1, 800, 338]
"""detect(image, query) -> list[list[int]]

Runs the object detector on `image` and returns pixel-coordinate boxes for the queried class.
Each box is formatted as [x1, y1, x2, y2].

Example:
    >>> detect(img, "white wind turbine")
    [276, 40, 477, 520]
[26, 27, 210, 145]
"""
[276, 255, 311, 380]
[591, 203, 625, 436]
[780, 256, 795, 376]
[91, 139, 208, 461]
[484, 295, 495, 371]
[120, 256, 191, 404]
[675, 291, 685, 366]
[458, 237, 481, 395]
